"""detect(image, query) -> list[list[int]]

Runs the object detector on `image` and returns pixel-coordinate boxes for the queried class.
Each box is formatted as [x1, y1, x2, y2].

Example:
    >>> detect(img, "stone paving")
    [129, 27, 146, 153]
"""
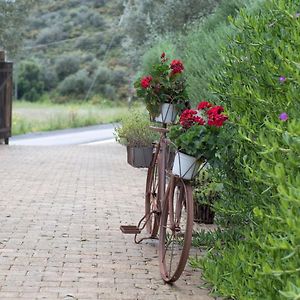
[0, 143, 214, 300]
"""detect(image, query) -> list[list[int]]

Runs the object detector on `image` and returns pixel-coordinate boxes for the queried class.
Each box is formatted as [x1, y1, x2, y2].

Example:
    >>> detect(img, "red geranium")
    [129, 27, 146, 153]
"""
[140, 76, 152, 89]
[134, 53, 188, 119]
[180, 109, 205, 129]
[207, 112, 228, 127]
[197, 101, 213, 110]
[170, 59, 184, 75]
[180, 101, 228, 128]
[170, 101, 228, 162]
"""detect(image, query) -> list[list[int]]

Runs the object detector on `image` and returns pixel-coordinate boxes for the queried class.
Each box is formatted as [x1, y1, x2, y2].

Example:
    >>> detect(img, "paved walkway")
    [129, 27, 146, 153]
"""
[0, 143, 213, 300]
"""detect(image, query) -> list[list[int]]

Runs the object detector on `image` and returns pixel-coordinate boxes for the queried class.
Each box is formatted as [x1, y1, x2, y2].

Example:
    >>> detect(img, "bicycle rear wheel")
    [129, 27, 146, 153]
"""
[159, 175, 193, 283]
[145, 150, 160, 238]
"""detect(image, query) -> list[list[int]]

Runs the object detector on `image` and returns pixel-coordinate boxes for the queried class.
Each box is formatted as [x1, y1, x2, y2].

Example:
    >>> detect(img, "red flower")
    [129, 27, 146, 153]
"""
[170, 59, 184, 75]
[161, 52, 166, 59]
[207, 111, 228, 127]
[140, 76, 152, 89]
[197, 101, 213, 110]
[180, 109, 205, 129]
[207, 106, 224, 115]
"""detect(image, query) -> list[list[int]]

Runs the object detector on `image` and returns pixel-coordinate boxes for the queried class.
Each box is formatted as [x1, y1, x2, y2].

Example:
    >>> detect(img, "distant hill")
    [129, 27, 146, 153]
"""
[18, 0, 130, 102]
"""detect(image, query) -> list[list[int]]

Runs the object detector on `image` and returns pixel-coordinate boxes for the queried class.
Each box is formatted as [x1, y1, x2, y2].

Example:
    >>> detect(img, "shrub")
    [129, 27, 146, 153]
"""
[42, 68, 59, 91]
[114, 110, 158, 147]
[75, 35, 103, 51]
[57, 70, 91, 96]
[94, 66, 112, 85]
[55, 55, 80, 80]
[36, 26, 68, 44]
[198, 0, 300, 298]
[18, 61, 44, 102]
[102, 84, 116, 100]
[182, 0, 255, 104]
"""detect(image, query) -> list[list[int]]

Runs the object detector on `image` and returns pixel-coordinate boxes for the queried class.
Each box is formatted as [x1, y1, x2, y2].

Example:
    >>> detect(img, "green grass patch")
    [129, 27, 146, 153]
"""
[12, 100, 140, 135]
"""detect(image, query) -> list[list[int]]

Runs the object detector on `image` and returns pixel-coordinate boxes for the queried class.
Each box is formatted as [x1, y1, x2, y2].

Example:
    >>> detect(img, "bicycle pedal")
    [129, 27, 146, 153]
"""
[120, 225, 141, 234]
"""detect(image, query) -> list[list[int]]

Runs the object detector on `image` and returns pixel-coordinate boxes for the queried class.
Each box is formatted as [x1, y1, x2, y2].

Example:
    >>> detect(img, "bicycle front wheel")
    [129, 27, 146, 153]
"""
[159, 175, 193, 283]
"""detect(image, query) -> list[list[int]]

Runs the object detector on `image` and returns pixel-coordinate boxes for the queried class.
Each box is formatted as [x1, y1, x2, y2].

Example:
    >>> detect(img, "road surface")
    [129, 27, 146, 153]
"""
[10, 123, 117, 146]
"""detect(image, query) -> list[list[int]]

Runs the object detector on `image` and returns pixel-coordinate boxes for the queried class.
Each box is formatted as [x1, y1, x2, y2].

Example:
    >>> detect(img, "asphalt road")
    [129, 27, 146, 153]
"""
[10, 123, 118, 146]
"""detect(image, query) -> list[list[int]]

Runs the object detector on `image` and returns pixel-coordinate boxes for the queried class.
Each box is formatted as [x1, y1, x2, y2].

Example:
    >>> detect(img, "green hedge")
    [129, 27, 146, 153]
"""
[200, 0, 300, 298]
[182, 0, 256, 104]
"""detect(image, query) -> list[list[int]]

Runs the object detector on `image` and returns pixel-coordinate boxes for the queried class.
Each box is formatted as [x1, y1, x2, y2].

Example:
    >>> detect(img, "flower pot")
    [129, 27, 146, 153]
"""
[193, 203, 215, 224]
[127, 146, 153, 168]
[154, 103, 177, 124]
[172, 151, 200, 180]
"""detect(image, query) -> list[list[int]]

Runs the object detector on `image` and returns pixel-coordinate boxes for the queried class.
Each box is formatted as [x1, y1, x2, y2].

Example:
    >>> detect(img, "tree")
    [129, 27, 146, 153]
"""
[122, 0, 221, 46]
[0, 0, 37, 57]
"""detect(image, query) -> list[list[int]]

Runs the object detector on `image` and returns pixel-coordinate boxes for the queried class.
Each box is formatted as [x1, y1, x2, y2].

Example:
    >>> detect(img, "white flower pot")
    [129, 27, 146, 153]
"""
[154, 103, 177, 124]
[172, 152, 200, 180]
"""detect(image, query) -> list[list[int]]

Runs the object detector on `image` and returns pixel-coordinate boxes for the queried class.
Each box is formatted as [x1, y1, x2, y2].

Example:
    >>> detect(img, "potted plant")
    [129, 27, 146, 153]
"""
[168, 101, 228, 180]
[134, 52, 189, 123]
[193, 168, 223, 224]
[114, 110, 158, 168]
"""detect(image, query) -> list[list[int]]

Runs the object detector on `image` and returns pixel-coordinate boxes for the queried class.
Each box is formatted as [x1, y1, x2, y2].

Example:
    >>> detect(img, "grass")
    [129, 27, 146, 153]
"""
[12, 99, 141, 136]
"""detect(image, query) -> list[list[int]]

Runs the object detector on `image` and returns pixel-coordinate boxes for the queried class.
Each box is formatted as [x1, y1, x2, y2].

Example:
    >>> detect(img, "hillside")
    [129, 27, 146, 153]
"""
[19, 0, 129, 102]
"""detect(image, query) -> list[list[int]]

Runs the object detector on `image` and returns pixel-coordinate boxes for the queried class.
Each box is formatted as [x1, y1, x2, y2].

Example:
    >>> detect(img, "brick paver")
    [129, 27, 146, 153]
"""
[0, 143, 213, 300]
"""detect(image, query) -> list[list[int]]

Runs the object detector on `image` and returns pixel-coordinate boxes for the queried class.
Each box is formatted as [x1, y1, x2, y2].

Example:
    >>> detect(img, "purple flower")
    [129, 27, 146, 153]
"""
[279, 112, 288, 121]
[295, 13, 300, 18]
[279, 76, 286, 83]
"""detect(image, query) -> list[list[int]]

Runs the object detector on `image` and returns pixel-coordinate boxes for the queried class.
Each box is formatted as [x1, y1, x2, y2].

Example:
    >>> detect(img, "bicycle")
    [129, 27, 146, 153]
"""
[120, 124, 199, 283]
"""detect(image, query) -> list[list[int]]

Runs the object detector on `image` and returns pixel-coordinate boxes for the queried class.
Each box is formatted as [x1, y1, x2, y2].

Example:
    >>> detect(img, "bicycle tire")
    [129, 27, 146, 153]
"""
[158, 175, 193, 283]
[145, 149, 160, 238]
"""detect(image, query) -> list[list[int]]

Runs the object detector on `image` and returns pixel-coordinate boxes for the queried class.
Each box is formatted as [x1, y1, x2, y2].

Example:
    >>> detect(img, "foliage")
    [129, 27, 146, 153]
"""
[57, 70, 92, 96]
[197, 0, 300, 298]
[18, 60, 44, 102]
[122, 0, 221, 47]
[114, 110, 158, 147]
[193, 167, 223, 206]
[191, 227, 242, 248]
[19, 0, 127, 101]
[55, 55, 80, 80]
[168, 101, 228, 161]
[0, 0, 37, 57]
[134, 53, 189, 118]
[182, 0, 256, 104]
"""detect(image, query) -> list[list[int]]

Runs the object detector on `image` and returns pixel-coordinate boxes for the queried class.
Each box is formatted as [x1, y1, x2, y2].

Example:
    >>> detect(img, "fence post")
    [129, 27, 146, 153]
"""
[0, 50, 13, 145]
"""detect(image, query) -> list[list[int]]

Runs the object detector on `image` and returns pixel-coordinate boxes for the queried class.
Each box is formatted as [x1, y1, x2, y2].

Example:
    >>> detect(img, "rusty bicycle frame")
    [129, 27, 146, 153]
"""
[121, 121, 199, 283]
[120, 124, 169, 241]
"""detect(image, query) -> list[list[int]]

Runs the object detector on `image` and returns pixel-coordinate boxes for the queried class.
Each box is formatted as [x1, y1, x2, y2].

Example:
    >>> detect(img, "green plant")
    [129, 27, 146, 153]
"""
[55, 55, 80, 80]
[193, 168, 223, 205]
[196, 0, 300, 298]
[114, 110, 158, 147]
[169, 101, 228, 162]
[57, 70, 92, 96]
[18, 60, 44, 102]
[134, 52, 189, 118]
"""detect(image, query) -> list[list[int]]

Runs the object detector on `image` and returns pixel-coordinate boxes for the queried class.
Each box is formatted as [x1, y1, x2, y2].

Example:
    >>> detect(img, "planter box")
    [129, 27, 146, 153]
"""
[127, 146, 153, 168]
